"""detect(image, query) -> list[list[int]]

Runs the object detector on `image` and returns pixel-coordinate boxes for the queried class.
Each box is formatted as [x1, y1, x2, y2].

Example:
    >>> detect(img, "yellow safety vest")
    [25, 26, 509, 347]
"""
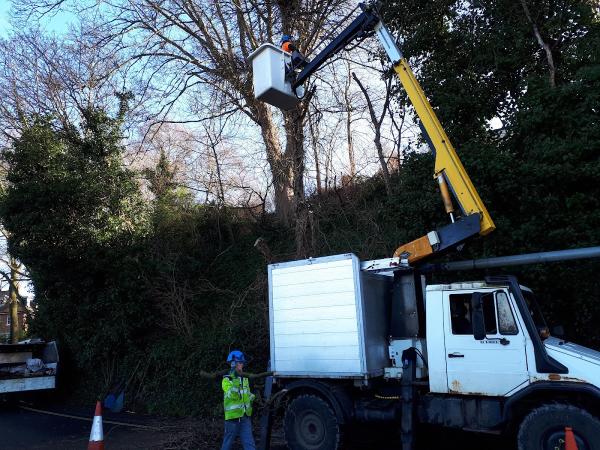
[222, 372, 255, 420]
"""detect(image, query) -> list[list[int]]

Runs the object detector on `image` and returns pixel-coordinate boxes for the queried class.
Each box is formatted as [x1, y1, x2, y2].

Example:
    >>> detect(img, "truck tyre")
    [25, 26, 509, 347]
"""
[284, 394, 342, 450]
[517, 404, 600, 450]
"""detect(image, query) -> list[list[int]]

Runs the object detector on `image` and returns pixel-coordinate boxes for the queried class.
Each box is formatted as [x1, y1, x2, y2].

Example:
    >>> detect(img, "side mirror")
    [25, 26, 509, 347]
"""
[551, 325, 565, 338]
[471, 292, 486, 340]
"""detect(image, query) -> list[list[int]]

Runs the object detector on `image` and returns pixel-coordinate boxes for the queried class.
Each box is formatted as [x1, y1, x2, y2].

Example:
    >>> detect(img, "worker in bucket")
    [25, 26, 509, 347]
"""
[281, 34, 309, 69]
[220, 350, 256, 450]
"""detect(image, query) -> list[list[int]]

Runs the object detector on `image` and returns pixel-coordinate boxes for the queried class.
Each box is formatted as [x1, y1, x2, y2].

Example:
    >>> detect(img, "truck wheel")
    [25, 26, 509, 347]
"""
[518, 404, 600, 450]
[284, 394, 342, 450]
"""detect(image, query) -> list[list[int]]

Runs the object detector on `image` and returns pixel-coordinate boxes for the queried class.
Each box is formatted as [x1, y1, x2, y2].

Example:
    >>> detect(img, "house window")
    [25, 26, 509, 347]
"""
[5, 315, 9, 326]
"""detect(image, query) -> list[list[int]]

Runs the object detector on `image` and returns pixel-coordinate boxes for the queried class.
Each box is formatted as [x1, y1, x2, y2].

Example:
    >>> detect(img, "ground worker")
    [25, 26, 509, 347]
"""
[280, 34, 309, 69]
[220, 350, 256, 450]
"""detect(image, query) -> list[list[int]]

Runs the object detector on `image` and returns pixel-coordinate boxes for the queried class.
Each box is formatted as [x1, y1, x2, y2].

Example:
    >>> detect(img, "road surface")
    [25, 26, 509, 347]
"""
[0, 403, 181, 449]
[0, 403, 511, 449]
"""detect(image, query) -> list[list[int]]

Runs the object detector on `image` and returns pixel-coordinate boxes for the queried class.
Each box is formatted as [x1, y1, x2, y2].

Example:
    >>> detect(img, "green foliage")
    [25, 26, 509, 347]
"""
[0, 109, 152, 392]
[379, 0, 600, 344]
[0, 112, 270, 415]
[384, 0, 600, 139]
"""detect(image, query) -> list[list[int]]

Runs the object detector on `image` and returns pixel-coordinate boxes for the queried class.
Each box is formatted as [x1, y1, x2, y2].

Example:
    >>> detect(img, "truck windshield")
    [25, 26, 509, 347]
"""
[522, 290, 547, 330]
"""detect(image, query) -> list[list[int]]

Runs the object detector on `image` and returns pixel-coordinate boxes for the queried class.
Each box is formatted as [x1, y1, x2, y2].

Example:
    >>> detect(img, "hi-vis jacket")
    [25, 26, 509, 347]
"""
[222, 371, 255, 420]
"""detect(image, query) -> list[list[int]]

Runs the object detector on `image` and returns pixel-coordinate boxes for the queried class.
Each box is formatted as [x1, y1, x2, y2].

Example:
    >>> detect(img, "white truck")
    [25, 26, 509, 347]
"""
[0, 340, 58, 401]
[261, 250, 600, 450]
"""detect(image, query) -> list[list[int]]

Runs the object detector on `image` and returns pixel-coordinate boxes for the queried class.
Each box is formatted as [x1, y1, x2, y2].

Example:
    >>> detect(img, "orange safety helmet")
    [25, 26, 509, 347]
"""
[281, 34, 293, 53]
[282, 41, 293, 53]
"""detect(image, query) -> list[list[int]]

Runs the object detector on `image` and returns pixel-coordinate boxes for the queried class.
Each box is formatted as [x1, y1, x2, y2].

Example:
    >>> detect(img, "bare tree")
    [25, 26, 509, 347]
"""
[519, 0, 556, 88]
[12, 1, 402, 255]
[307, 108, 323, 194]
[0, 25, 135, 139]
[56, 1, 352, 229]
[342, 62, 356, 180]
[0, 231, 30, 344]
[352, 72, 393, 194]
[17, 0, 358, 254]
[7, 257, 22, 343]
[386, 95, 409, 173]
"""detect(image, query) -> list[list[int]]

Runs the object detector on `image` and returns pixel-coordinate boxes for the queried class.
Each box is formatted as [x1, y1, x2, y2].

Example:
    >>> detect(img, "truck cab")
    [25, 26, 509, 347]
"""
[426, 279, 600, 397]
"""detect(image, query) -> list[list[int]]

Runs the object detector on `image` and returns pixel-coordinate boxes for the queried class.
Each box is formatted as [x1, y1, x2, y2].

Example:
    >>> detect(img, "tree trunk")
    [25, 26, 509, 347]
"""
[9, 259, 19, 344]
[374, 130, 392, 195]
[284, 106, 311, 257]
[255, 102, 294, 226]
[308, 111, 323, 194]
[343, 70, 356, 180]
[352, 72, 392, 195]
[346, 107, 355, 180]
[519, 0, 557, 88]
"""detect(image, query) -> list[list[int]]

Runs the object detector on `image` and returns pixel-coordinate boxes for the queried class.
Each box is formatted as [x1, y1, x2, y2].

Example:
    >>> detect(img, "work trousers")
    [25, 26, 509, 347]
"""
[220, 415, 256, 450]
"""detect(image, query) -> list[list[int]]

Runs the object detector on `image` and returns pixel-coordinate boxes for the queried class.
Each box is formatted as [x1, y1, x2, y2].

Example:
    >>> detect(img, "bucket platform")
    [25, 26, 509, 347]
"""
[248, 43, 300, 110]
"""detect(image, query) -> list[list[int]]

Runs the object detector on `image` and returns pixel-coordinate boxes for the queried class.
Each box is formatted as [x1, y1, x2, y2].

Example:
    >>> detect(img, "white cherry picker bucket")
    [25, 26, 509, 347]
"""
[248, 43, 300, 110]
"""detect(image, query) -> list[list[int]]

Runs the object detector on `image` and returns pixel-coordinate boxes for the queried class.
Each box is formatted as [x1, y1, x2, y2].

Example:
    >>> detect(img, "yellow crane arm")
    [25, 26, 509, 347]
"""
[391, 58, 495, 263]
[373, 20, 495, 263]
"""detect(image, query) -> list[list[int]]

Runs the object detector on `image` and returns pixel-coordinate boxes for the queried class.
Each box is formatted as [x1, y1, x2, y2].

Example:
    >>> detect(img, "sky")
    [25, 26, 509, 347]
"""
[0, 1, 9, 35]
[0, 0, 74, 38]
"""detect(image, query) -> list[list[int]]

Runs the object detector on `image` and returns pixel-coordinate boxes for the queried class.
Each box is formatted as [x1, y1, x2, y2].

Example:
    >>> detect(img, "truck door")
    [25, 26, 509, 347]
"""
[443, 289, 529, 396]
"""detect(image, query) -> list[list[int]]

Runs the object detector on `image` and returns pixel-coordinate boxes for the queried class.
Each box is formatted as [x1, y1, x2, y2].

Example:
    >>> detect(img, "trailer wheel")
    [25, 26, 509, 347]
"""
[517, 404, 600, 450]
[284, 394, 342, 450]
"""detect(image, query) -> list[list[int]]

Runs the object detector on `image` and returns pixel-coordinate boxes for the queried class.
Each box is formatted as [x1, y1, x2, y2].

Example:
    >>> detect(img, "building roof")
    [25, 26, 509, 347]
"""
[0, 291, 27, 314]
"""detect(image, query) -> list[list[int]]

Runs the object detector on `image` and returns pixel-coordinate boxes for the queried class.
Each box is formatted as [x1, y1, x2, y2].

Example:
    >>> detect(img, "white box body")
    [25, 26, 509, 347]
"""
[268, 254, 391, 378]
[248, 43, 299, 110]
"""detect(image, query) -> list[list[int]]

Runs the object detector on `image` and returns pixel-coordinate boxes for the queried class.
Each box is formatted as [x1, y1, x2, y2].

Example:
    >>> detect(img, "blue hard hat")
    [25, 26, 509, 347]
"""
[227, 350, 246, 363]
[280, 34, 292, 44]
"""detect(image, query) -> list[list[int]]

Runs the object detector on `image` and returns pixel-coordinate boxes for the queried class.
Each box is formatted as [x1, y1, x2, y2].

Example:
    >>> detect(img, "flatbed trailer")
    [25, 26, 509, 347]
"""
[0, 341, 58, 397]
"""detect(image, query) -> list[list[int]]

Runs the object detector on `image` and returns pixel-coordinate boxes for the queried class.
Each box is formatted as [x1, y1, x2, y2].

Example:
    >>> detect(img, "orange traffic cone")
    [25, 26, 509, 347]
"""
[88, 401, 105, 450]
[565, 427, 578, 450]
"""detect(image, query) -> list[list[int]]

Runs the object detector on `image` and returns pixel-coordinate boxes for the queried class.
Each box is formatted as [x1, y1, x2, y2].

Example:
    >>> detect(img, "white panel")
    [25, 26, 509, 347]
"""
[274, 304, 357, 323]
[442, 289, 529, 396]
[273, 278, 354, 299]
[276, 359, 362, 374]
[272, 264, 354, 286]
[272, 258, 351, 276]
[425, 290, 448, 393]
[276, 345, 360, 361]
[275, 332, 359, 348]
[248, 43, 299, 110]
[273, 318, 358, 335]
[270, 255, 365, 376]
[274, 291, 356, 310]
[0, 376, 55, 393]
